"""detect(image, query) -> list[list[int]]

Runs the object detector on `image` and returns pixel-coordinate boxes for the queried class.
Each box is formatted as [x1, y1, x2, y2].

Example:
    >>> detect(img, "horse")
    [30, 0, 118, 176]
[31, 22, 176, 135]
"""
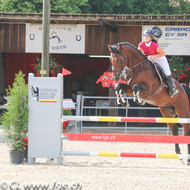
[108, 42, 190, 164]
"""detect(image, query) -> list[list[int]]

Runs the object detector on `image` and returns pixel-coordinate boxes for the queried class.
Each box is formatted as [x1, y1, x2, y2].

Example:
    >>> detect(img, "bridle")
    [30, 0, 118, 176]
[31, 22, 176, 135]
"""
[111, 53, 128, 76]
[111, 52, 148, 84]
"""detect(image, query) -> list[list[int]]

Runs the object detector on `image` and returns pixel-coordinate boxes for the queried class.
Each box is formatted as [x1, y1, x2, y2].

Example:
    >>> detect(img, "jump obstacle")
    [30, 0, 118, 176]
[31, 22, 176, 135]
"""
[61, 113, 190, 161]
[64, 133, 190, 144]
[28, 73, 190, 163]
[62, 151, 190, 159]
[63, 133, 190, 160]
[61, 116, 190, 124]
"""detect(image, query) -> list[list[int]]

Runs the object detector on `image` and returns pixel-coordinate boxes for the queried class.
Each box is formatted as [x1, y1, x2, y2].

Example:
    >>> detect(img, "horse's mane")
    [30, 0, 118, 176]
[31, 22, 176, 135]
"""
[111, 42, 146, 59]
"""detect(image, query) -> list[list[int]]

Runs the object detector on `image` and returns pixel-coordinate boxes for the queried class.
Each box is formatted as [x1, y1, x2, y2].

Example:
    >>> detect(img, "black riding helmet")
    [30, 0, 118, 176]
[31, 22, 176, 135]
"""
[143, 28, 155, 38]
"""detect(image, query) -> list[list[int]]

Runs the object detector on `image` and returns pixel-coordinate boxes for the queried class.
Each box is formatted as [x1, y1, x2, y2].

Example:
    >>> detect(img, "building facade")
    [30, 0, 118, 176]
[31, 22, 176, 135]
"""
[0, 13, 190, 102]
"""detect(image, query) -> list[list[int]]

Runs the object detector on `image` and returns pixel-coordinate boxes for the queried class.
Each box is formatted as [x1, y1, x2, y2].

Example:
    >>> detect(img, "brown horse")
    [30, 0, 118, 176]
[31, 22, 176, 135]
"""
[108, 42, 190, 164]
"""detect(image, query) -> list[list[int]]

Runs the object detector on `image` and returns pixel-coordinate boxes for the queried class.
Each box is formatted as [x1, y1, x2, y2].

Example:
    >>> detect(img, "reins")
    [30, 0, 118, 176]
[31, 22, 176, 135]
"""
[120, 57, 148, 85]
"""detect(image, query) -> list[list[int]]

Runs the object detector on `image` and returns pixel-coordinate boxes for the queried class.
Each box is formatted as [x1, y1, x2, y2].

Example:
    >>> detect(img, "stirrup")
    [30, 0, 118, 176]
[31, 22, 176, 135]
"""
[170, 88, 179, 97]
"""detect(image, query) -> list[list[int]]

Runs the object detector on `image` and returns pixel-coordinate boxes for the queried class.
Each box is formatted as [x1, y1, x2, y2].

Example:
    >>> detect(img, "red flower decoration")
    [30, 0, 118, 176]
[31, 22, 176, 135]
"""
[96, 72, 126, 89]
[32, 57, 62, 77]
[24, 137, 28, 147]
[63, 120, 70, 129]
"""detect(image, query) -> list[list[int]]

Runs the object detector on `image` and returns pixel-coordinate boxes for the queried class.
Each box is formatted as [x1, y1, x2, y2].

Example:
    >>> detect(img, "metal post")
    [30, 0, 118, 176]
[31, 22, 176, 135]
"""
[41, 0, 50, 77]
[80, 96, 85, 133]
[76, 95, 81, 116]
[125, 99, 128, 134]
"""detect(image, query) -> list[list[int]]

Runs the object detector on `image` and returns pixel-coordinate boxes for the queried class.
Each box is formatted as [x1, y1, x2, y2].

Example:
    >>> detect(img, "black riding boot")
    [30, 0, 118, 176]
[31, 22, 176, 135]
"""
[166, 75, 179, 97]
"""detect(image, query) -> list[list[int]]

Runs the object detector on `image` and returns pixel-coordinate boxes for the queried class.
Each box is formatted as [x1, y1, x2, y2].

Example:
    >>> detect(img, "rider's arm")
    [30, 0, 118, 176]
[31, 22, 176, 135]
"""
[148, 47, 165, 59]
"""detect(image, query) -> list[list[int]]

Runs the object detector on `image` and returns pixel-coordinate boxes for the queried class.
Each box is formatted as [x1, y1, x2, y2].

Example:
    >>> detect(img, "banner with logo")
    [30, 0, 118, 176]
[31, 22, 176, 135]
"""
[142, 26, 190, 55]
[26, 23, 85, 54]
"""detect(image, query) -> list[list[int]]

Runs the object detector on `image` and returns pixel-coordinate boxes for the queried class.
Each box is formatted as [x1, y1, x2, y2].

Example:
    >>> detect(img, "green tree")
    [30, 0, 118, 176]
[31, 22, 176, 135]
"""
[51, 0, 87, 13]
[81, 0, 188, 14]
[0, 0, 42, 13]
[0, 71, 28, 151]
[0, 0, 189, 15]
[131, 0, 176, 14]
[176, 0, 190, 14]
[80, 0, 133, 14]
[0, 0, 88, 13]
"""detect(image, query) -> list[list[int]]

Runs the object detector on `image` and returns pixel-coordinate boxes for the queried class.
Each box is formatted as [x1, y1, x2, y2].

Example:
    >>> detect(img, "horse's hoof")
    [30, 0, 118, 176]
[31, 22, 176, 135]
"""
[179, 159, 185, 165]
[139, 100, 145, 105]
[119, 99, 130, 109]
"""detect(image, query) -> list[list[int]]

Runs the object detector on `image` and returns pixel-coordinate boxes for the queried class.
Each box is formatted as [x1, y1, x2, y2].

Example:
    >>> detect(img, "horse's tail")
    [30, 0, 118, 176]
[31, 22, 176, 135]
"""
[182, 84, 190, 106]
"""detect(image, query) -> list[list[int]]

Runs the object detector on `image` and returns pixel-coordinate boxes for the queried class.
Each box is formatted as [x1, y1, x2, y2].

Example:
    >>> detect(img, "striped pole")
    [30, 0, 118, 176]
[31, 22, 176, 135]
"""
[62, 150, 190, 159]
[61, 116, 190, 124]
[64, 133, 190, 144]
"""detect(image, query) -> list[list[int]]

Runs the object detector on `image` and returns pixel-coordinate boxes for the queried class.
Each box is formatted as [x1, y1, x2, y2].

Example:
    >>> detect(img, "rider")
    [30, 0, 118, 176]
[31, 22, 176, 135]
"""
[138, 28, 178, 97]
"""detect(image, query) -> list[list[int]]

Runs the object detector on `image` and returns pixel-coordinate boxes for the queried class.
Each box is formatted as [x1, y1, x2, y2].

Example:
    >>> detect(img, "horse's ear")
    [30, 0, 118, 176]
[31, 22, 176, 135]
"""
[117, 44, 121, 51]
[108, 45, 112, 51]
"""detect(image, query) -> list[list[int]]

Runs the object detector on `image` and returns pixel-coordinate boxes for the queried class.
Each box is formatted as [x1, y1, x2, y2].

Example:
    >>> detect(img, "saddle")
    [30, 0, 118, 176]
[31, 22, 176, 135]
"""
[149, 59, 167, 84]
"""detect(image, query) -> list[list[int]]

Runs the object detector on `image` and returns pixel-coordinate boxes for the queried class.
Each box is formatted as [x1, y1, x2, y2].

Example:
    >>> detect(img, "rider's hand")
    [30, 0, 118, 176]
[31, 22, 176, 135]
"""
[148, 55, 154, 59]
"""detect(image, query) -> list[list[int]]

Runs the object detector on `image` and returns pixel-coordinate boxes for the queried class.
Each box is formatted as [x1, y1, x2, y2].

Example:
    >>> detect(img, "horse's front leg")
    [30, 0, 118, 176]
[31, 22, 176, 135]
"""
[175, 102, 190, 164]
[115, 83, 131, 108]
[132, 84, 146, 105]
[187, 143, 190, 165]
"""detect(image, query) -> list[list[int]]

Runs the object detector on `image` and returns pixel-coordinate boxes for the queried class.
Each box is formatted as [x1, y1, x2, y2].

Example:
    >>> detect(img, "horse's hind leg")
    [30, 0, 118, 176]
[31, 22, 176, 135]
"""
[175, 102, 190, 164]
[159, 106, 181, 154]
[171, 124, 181, 154]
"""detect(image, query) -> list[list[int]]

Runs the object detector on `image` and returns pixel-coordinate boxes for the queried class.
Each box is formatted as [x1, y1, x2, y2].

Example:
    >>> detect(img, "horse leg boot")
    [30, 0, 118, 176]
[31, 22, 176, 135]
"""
[115, 83, 130, 108]
[165, 75, 179, 97]
[133, 84, 145, 105]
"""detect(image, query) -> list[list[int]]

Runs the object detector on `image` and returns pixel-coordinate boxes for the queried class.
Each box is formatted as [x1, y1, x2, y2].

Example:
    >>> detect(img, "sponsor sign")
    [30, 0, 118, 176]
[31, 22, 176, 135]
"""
[63, 99, 75, 109]
[26, 23, 85, 54]
[31, 86, 58, 103]
[142, 26, 190, 55]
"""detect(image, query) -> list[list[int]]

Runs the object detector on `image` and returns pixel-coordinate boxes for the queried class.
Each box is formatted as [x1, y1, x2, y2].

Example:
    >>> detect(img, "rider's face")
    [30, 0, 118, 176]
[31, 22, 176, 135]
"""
[143, 34, 152, 43]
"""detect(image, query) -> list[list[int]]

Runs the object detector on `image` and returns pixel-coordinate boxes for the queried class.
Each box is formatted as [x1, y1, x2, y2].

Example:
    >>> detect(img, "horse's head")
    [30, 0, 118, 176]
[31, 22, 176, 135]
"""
[108, 42, 146, 81]
[108, 44, 128, 81]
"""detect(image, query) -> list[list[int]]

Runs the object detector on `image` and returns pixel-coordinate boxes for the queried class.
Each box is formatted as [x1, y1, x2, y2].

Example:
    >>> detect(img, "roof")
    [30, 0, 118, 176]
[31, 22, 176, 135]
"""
[0, 12, 190, 25]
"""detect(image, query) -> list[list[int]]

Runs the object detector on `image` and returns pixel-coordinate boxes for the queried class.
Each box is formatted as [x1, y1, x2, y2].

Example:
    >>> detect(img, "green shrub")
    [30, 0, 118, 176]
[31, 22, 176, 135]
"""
[0, 71, 28, 151]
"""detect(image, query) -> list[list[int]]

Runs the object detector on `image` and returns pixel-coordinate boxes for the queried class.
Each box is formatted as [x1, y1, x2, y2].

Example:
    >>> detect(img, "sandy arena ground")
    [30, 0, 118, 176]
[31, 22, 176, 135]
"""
[0, 140, 190, 190]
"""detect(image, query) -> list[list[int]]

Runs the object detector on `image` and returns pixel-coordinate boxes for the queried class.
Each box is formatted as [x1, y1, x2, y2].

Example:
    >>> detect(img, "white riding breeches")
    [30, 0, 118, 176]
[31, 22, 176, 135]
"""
[152, 56, 171, 76]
